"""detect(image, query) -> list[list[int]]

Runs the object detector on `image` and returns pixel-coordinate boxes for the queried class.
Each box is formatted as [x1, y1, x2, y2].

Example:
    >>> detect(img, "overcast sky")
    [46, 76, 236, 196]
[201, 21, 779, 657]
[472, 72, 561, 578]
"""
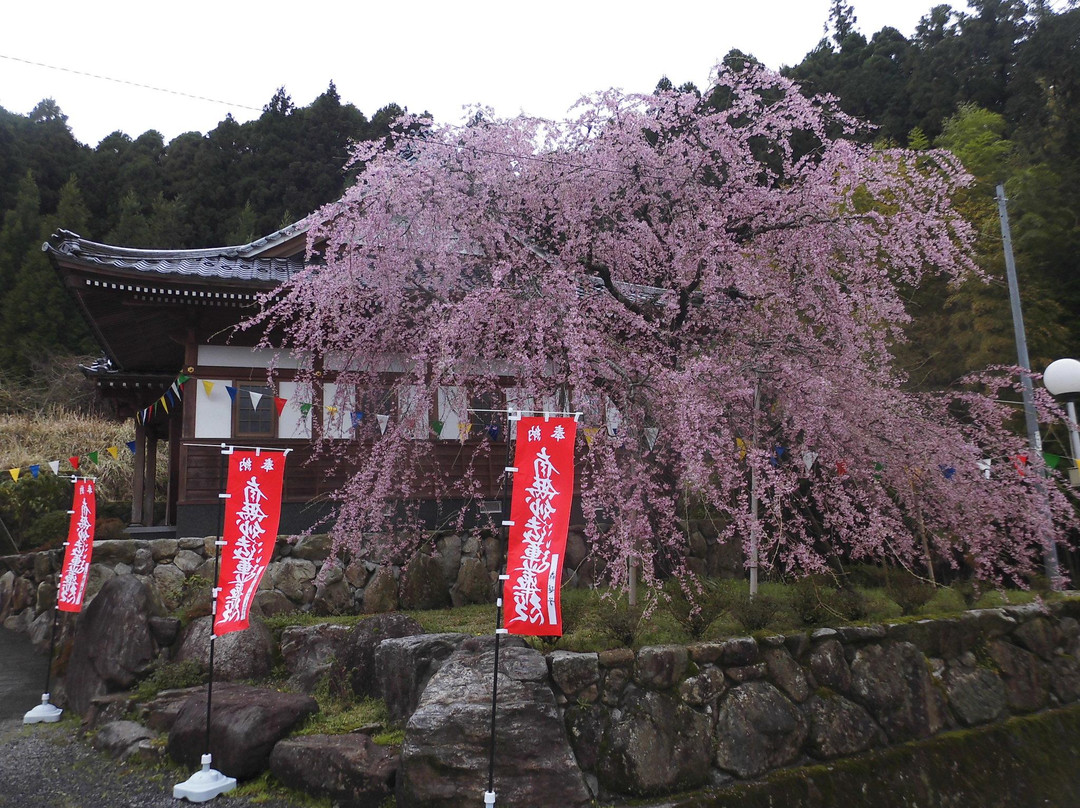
[2, 1, 965, 147]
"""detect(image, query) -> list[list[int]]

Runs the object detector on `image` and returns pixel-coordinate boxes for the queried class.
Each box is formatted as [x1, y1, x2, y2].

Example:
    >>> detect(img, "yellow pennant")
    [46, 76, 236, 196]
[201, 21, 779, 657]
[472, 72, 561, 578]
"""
[8, 467, 19, 482]
[736, 437, 747, 460]
[458, 422, 473, 442]
[202, 380, 214, 397]
[583, 427, 600, 447]
[107, 446, 119, 459]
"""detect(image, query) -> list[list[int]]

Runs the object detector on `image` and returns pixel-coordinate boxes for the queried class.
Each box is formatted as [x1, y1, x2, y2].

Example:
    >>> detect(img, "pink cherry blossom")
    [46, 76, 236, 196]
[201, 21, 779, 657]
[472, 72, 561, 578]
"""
[246, 63, 1072, 588]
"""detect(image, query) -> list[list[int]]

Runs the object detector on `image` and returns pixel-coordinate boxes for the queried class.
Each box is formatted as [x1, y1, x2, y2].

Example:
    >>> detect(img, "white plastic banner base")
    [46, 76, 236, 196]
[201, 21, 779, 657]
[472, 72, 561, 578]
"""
[173, 754, 236, 803]
[23, 693, 62, 724]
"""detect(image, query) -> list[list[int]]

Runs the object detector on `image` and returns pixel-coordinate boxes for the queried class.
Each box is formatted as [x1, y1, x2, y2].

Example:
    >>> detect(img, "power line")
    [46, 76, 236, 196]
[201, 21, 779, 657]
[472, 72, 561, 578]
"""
[0, 53, 262, 113]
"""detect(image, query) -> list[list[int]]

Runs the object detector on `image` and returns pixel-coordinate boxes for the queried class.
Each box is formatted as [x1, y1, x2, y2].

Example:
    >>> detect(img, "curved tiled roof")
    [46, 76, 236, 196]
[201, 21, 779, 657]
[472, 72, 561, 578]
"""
[45, 229, 306, 285]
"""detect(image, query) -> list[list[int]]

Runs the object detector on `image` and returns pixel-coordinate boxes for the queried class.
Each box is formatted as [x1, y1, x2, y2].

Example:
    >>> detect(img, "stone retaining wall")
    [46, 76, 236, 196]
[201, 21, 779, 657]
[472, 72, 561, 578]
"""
[3, 539, 1077, 804]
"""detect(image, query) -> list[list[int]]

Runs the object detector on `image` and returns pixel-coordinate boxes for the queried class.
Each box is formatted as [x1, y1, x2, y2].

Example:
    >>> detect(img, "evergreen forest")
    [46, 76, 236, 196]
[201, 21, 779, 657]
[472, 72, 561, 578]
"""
[0, 0, 1077, 401]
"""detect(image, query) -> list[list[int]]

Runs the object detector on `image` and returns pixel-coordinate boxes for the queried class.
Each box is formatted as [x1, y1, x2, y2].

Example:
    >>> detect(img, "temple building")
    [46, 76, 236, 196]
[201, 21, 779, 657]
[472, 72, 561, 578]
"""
[45, 222, 509, 538]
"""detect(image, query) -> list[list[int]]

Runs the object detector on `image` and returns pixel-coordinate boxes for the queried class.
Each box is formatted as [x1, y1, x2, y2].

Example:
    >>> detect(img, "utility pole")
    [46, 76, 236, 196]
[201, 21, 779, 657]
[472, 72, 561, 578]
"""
[996, 183, 1060, 584]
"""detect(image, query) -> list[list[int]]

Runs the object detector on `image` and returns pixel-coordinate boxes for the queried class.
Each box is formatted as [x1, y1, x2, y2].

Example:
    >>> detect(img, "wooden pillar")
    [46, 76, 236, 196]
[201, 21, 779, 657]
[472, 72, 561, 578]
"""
[166, 410, 182, 526]
[132, 420, 146, 526]
[143, 427, 158, 527]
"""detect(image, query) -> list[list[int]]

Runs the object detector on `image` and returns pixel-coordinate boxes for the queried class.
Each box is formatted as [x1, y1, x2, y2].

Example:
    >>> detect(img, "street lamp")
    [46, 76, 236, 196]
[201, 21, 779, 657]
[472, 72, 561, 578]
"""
[1043, 358, 1080, 484]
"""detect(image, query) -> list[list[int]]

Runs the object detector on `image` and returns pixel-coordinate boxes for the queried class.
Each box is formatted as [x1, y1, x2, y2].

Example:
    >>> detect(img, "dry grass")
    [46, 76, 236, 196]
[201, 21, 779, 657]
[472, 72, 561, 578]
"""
[0, 408, 146, 502]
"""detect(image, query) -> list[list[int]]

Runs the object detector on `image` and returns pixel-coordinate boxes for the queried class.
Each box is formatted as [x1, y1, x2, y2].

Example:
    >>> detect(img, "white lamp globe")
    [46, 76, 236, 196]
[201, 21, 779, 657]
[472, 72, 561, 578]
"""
[1043, 358, 1080, 398]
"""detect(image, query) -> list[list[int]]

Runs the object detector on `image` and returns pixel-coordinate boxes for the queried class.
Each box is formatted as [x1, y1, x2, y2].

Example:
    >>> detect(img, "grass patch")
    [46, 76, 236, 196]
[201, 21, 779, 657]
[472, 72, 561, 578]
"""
[230, 771, 333, 806]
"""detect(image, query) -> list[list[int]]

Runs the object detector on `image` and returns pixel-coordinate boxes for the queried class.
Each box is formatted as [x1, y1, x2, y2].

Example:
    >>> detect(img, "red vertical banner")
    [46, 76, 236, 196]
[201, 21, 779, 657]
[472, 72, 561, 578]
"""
[503, 417, 577, 636]
[214, 450, 286, 636]
[57, 479, 96, 613]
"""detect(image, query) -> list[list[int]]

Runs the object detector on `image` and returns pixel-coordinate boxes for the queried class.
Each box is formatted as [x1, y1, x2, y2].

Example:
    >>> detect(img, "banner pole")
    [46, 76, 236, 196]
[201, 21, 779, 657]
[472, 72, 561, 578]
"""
[485, 411, 518, 807]
[173, 445, 236, 801]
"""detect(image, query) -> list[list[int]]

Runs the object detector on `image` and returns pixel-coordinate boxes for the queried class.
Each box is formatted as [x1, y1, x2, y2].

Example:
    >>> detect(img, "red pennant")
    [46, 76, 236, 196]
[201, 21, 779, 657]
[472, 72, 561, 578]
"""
[503, 417, 577, 636]
[274, 397, 288, 417]
[57, 480, 96, 612]
[69, 456, 80, 471]
[214, 450, 287, 636]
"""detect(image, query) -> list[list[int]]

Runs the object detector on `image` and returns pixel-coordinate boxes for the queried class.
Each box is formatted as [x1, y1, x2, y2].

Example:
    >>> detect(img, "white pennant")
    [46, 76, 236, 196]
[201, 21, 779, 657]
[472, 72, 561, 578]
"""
[48, 460, 60, 475]
[802, 451, 818, 472]
[249, 391, 264, 410]
[376, 414, 390, 434]
[644, 427, 659, 450]
[977, 458, 992, 479]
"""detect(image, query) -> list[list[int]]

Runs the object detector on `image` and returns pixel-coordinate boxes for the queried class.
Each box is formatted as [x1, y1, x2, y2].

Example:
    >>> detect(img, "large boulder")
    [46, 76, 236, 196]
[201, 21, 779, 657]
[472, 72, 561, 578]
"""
[362, 566, 400, 613]
[398, 553, 451, 610]
[65, 575, 163, 714]
[280, 623, 352, 693]
[270, 558, 317, 604]
[270, 733, 398, 807]
[397, 642, 591, 808]
[596, 687, 712, 796]
[329, 613, 424, 700]
[850, 641, 946, 742]
[802, 693, 886, 759]
[375, 633, 469, 723]
[945, 666, 1008, 726]
[174, 616, 274, 682]
[714, 681, 807, 779]
[167, 683, 318, 780]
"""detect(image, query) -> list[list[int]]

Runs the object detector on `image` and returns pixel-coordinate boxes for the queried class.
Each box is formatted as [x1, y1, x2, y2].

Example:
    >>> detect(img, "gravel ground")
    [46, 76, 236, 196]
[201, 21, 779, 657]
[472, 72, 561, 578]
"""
[0, 717, 318, 808]
[0, 626, 316, 808]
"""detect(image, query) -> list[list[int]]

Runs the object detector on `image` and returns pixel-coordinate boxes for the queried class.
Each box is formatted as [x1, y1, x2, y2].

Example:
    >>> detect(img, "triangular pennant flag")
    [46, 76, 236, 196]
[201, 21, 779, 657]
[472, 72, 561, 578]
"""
[88, 451, 99, 465]
[226, 386, 238, 402]
[29, 465, 39, 479]
[736, 437, 747, 460]
[803, 451, 818, 472]
[430, 419, 444, 438]
[836, 460, 847, 476]
[770, 445, 786, 467]
[376, 414, 390, 434]
[940, 464, 957, 479]
[487, 423, 501, 441]
[325, 405, 338, 417]
[275, 397, 288, 417]
[644, 427, 659, 450]
[977, 458, 992, 479]
[160, 393, 170, 414]
[351, 411, 364, 427]
[1076, 459, 1080, 473]
[249, 391, 264, 410]
[9, 468, 20, 482]
[126, 441, 137, 455]
[107, 446, 119, 459]
[48, 460, 60, 475]
[583, 427, 600, 447]
[458, 422, 473, 442]
[69, 456, 80, 471]
[1013, 454, 1028, 477]
[177, 373, 190, 385]
[299, 403, 313, 416]
[873, 461, 884, 481]
[203, 380, 215, 397]
[1043, 452, 1061, 470]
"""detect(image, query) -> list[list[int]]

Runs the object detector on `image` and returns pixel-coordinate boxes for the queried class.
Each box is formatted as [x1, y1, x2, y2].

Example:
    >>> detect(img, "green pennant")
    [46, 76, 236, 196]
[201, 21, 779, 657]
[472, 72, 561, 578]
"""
[88, 451, 99, 465]
[1043, 452, 1062, 470]
[300, 403, 313, 416]
[430, 419, 444, 438]
[177, 373, 190, 385]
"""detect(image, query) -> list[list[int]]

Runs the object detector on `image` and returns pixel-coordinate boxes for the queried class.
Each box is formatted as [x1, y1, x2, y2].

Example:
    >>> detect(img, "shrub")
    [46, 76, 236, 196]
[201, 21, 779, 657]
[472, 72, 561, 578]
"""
[665, 577, 730, 638]
[728, 592, 780, 632]
[887, 574, 936, 616]
[789, 577, 833, 626]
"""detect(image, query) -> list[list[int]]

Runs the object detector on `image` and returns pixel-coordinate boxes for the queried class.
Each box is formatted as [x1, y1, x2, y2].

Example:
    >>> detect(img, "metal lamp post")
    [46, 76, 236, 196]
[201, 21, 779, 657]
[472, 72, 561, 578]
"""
[1043, 358, 1080, 483]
